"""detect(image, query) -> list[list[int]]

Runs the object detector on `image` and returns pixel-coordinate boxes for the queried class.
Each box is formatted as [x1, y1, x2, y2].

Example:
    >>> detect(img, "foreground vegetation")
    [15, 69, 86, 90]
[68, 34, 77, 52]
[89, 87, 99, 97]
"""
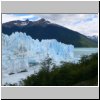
[20, 53, 98, 86]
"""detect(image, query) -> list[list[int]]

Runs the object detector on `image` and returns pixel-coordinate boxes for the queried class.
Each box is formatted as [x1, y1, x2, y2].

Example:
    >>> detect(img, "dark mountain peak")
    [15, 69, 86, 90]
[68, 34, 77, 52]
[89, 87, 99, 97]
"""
[12, 19, 30, 26]
[25, 19, 29, 22]
[36, 18, 50, 24]
[38, 18, 46, 22]
[2, 18, 51, 27]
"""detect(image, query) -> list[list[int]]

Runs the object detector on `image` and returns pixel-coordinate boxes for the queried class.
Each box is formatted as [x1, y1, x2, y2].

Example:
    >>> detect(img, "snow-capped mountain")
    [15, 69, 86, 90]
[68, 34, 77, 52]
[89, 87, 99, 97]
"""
[2, 32, 74, 74]
[87, 35, 98, 42]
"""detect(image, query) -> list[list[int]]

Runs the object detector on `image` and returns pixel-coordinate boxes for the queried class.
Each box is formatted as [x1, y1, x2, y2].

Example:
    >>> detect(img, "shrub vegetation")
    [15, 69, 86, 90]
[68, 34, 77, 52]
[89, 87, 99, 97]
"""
[21, 53, 98, 86]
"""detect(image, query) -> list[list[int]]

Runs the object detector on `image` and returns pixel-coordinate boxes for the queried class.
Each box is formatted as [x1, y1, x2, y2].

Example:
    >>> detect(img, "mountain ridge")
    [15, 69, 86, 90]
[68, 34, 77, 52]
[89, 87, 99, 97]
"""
[2, 19, 98, 47]
[87, 35, 98, 42]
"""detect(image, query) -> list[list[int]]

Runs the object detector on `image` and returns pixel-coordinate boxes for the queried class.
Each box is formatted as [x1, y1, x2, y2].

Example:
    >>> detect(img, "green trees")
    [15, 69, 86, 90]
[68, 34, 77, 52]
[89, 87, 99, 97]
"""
[21, 53, 98, 86]
[21, 54, 55, 86]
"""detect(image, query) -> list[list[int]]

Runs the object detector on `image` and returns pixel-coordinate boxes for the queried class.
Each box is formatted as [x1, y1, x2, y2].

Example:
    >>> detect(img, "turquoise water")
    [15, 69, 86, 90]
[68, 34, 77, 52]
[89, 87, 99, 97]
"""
[74, 48, 98, 60]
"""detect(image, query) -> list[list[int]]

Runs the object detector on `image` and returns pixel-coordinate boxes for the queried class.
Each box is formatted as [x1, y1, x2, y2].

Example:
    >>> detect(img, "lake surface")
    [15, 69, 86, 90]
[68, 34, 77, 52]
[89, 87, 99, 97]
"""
[74, 48, 98, 61]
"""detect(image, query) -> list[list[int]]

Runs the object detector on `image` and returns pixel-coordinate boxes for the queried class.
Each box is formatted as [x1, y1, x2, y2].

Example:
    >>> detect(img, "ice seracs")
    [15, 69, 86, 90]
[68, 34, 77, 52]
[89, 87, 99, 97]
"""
[2, 32, 74, 74]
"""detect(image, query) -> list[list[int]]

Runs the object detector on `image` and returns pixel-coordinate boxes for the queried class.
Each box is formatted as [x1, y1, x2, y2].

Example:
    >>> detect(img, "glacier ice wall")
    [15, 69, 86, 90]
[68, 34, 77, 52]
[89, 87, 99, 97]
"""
[2, 32, 74, 74]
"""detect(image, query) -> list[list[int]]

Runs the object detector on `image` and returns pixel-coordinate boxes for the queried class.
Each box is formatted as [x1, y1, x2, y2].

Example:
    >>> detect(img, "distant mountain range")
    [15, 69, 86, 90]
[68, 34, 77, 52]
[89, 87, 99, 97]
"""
[87, 35, 98, 42]
[2, 18, 98, 47]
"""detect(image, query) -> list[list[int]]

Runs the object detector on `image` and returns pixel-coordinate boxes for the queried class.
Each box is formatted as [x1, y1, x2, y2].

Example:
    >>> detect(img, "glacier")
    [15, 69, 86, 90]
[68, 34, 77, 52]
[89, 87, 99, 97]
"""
[2, 32, 74, 85]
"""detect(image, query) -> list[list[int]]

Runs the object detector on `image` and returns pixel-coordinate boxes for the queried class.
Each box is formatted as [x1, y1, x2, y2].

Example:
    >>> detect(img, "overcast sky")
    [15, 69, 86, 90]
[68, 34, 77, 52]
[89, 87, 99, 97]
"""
[2, 14, 98, 36]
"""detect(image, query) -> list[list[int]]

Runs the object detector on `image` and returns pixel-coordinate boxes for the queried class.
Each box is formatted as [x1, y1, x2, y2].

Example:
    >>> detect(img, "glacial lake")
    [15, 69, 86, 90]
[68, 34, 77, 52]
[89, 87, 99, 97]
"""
[74, 48, 98, 59]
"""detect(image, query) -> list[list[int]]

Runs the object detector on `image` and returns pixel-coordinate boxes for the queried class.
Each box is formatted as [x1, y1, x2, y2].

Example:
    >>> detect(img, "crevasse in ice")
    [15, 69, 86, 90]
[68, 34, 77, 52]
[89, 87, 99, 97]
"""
[2, 32, 74, 74]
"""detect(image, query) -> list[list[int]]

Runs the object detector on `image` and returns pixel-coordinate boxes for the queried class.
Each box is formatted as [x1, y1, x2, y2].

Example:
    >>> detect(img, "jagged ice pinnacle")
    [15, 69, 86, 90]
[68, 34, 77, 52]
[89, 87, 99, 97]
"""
[2, 32, 74, 74]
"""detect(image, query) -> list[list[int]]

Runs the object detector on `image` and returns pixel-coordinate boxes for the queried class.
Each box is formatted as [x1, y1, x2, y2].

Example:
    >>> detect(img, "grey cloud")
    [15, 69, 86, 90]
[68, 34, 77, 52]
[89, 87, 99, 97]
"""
[34, 14, 98, 36]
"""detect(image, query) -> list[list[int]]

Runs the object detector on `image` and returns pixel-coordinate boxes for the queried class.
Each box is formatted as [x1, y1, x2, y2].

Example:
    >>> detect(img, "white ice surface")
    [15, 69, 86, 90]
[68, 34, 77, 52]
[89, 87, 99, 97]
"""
[2, 32, 74, 85]
[2, 65, 41, 85]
